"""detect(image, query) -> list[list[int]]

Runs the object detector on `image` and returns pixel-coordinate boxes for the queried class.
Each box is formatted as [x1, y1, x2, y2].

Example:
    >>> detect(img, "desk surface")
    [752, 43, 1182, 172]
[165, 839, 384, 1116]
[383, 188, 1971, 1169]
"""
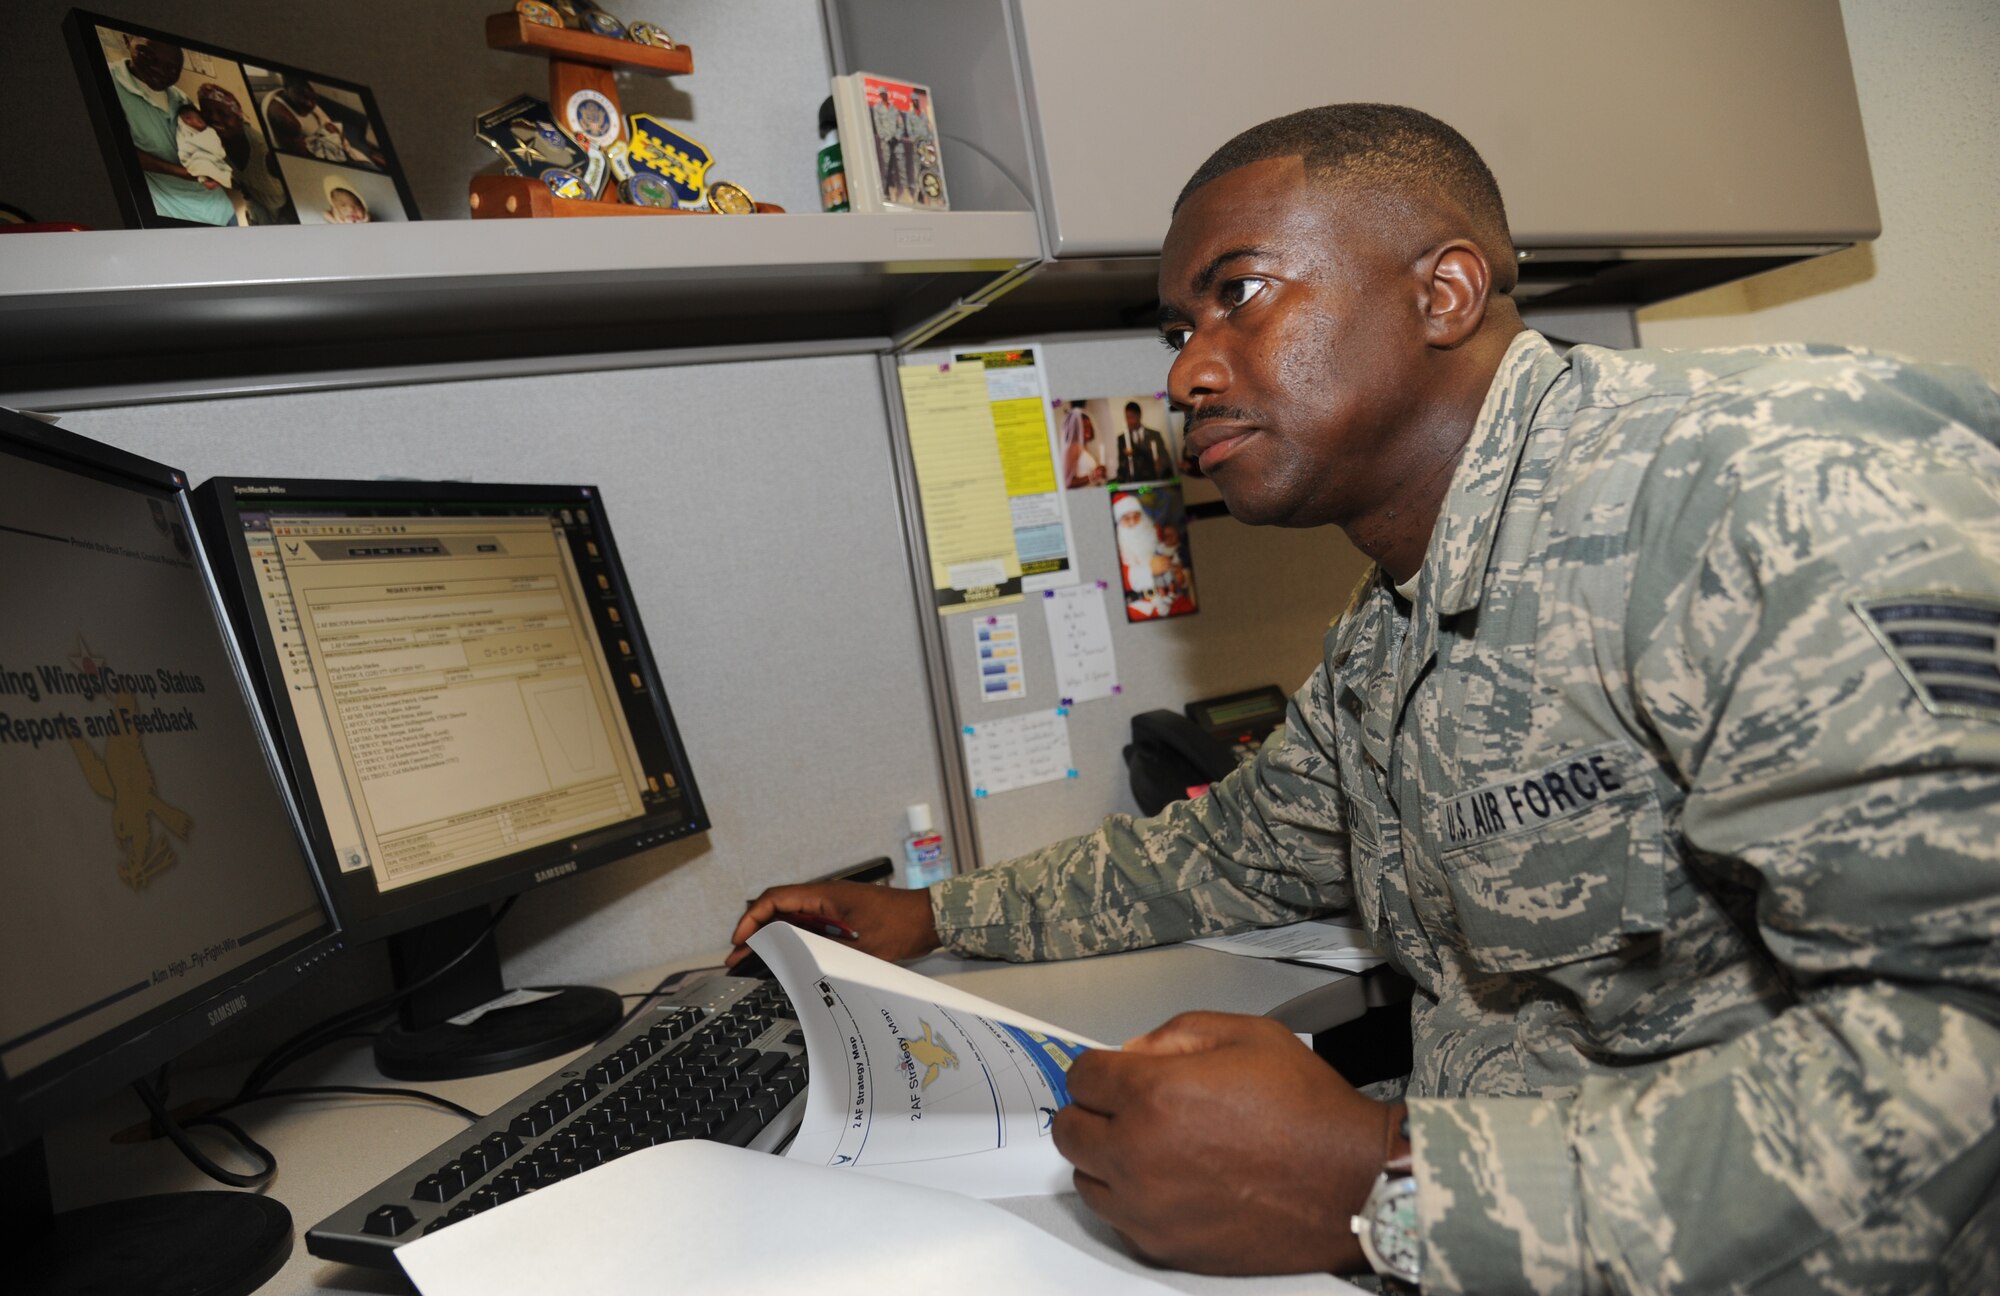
[47, 945, 1363, 1295]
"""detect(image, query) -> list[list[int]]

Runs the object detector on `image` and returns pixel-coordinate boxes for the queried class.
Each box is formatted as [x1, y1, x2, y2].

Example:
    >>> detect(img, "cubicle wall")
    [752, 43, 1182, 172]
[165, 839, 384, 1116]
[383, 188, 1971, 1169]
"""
[59, 354, 954, 986]
[58, 339, 1362, 983]
[931, 336, 1372, 867]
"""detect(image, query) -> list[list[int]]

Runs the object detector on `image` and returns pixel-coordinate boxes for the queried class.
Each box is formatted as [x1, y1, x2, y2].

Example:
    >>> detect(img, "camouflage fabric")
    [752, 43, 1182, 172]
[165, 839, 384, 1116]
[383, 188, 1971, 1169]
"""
[929, 331, 2000, 1293]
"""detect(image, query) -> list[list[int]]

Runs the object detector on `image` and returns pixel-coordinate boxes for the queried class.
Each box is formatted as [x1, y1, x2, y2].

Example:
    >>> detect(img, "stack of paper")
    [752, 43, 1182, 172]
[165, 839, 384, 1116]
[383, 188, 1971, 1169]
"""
[1188, 919, 1384, 973]
[397, 1140, 1187, 1296]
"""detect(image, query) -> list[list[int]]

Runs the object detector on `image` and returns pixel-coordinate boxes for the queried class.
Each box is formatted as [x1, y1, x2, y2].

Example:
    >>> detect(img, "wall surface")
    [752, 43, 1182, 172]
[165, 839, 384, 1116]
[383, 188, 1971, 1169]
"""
[930, 336, 1371, 868]
[58, 353, 950, 987]
[1638, 0, 2000, 382]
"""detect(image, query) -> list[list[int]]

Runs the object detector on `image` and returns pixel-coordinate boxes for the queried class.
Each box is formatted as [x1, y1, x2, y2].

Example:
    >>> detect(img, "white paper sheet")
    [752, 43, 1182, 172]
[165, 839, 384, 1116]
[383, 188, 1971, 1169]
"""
[753, 923, 1109, 1198]
[1043, 581, 1120, 704]
[396, 1140, 1183, 1296]
[962, 706, 1076, 796]
[974, 612, 1027, 701]
[1187, 919, 1385, 973]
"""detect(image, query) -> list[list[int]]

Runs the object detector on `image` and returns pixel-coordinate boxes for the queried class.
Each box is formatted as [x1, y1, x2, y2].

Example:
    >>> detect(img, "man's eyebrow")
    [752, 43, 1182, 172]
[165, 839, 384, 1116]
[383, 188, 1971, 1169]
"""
[1158, 246, 1269, 333]
[1191, 246, 1266, 295]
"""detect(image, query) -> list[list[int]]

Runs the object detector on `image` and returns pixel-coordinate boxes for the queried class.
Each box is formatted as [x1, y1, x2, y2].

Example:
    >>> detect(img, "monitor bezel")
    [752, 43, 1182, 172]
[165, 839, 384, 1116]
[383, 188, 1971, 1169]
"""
[0, 410, 343, 1153]
[190, 475, 711, 947]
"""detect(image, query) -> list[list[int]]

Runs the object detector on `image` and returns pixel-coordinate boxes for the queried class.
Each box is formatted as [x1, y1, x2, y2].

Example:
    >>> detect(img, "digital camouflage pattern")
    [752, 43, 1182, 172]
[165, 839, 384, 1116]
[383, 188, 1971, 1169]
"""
[930, 331, 2000, 1293]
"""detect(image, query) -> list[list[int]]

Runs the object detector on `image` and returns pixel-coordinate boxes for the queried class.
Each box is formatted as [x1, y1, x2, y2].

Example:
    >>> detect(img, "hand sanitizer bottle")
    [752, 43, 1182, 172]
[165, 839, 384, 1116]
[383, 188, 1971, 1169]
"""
[901, 803, 952, 888]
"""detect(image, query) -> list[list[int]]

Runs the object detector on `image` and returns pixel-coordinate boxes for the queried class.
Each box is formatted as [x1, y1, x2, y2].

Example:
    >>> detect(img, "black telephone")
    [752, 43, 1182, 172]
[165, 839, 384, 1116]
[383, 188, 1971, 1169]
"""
[1124, 685, 1287, 815]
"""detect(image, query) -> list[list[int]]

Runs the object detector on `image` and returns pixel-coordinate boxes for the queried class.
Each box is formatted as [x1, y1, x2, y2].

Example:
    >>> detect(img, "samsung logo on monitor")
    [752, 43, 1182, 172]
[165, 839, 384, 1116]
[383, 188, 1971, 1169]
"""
[207, 994, 249, 1027]
[535, 862, 579, 884]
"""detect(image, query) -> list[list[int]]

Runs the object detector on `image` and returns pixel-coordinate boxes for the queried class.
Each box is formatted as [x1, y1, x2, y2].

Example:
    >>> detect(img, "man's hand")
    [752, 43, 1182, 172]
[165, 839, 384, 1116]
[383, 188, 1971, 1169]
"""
[1052, 1012, 1395, 1276]
[728, 881, 942, 968]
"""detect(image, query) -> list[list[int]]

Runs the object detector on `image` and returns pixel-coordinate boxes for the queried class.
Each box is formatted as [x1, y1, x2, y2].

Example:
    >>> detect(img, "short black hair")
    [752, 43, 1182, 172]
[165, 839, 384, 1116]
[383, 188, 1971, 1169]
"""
[1174, 104, 1515, 293]
[1124, 401, 1141, 416]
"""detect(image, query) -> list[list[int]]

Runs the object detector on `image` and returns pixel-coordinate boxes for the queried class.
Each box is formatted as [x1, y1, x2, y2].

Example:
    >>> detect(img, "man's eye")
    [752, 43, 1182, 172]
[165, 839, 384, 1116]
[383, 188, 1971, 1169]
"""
[1159, 327, 1191, 353]
[1221, 278, 1268, 308]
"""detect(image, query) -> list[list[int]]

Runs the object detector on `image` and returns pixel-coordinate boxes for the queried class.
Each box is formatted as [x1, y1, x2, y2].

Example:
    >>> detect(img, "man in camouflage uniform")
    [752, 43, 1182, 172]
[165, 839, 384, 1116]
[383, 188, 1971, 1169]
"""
[868, 87, 905, 203]
[734, 104, 2000, 1292]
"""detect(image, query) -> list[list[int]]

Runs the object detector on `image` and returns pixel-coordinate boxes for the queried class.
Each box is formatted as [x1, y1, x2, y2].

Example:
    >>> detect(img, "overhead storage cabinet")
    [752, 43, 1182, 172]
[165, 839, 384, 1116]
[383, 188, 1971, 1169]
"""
[830, 0, 1879, 321]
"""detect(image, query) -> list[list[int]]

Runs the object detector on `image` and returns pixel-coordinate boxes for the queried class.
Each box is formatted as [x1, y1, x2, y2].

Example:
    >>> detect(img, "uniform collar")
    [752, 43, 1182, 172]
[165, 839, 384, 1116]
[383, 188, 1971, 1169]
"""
[1429, 330, 1570, 617]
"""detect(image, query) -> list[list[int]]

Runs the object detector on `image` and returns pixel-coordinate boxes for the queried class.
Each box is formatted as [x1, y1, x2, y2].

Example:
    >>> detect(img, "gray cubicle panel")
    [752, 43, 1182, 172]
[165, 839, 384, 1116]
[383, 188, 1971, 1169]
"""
[58, 353, 950, 988]
[933, 335, 1372, 869]
[830, 0, 1879, 260]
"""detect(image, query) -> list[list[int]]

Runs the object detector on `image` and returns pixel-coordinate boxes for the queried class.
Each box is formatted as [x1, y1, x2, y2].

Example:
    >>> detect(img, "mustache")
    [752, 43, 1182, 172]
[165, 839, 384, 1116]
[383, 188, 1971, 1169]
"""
[1181, 405, 1263, 433]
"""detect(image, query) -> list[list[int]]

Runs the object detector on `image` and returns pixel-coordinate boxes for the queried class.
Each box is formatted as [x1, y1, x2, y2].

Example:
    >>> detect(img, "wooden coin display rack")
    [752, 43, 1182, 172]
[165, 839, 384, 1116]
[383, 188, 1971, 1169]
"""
[473, 13, 779, 219]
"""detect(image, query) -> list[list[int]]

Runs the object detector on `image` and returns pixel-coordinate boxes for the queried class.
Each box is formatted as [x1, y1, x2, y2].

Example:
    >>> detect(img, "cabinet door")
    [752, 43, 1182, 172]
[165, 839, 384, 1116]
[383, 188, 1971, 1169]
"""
[1011, 0, 1878, 257]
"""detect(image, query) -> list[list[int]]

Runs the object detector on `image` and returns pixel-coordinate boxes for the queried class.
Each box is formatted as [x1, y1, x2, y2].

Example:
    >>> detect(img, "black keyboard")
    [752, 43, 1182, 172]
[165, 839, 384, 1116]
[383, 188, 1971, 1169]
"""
[307, 972, 806, 1268]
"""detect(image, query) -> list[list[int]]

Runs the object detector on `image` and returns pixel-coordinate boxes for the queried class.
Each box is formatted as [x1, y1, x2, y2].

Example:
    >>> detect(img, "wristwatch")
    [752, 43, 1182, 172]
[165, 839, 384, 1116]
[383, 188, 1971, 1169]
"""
[1351, 1133, 1422, 1288]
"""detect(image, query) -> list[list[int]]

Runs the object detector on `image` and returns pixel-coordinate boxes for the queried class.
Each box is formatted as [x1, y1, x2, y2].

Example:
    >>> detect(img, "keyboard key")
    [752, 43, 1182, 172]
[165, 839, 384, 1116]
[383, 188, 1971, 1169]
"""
[711, 1107, 766, 1147]
[363, 1204, 416, 1237]
[459, 1142, 504, 1175]
[508, 1106, 558, 1138]
[411, 1173, 463, 1203]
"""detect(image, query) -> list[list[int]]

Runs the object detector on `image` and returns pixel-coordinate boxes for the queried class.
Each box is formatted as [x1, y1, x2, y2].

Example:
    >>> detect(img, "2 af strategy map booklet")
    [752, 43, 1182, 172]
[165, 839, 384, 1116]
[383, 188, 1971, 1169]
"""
[753, 922, 1105, 1198]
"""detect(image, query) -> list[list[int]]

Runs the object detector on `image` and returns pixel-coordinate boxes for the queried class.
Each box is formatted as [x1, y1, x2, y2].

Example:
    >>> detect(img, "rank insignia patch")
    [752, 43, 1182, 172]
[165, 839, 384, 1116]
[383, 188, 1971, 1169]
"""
[1851, 593, 2000, 721]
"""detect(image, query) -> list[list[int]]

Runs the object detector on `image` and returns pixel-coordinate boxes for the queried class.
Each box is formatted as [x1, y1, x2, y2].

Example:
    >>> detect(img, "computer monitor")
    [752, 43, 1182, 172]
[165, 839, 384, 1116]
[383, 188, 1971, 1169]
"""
[0, 408, 341, 1293]
[192, 477, 708, 1080]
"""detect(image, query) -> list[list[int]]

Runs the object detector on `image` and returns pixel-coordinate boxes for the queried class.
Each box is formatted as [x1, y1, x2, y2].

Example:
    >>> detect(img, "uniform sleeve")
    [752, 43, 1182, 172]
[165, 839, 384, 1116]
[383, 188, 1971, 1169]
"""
[1414, 380, 2000, 1295]
[929, 652, 1358, 962]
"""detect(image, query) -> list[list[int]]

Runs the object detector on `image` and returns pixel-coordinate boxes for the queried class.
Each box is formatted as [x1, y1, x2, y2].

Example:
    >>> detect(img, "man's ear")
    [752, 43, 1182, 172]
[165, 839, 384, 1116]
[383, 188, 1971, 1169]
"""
[1419, 240, 1490, 348]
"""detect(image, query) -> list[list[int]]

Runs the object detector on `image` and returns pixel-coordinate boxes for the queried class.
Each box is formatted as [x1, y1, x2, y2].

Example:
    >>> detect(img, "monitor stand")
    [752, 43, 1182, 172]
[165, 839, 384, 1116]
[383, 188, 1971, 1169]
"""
[11, 1139, 291, 1296]
[372, 906, 622, 1080]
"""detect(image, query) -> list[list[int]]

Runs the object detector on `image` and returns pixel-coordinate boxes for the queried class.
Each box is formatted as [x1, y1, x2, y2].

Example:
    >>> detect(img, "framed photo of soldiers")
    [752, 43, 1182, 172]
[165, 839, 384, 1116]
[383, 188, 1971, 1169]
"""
[65, 10, 419, 229]
[829, 72, 949, 214]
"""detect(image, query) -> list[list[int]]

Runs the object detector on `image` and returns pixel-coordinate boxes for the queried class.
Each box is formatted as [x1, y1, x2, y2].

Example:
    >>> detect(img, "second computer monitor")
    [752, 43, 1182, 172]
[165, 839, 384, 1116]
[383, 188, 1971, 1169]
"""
[192, 479, 706, 1077]
[195, 479, 707, 939]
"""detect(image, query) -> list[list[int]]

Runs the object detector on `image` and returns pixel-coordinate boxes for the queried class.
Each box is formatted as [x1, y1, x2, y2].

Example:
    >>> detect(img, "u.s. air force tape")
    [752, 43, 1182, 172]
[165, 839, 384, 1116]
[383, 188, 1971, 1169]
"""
[1437, 741, 1640, 850]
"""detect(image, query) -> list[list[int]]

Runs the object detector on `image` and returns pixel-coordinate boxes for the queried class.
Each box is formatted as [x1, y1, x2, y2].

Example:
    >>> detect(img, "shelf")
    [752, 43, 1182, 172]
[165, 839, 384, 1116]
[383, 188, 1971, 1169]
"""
[483, 13, 694, 75]
[0, 211, 1044, 407]
[467, 175, 785, 219]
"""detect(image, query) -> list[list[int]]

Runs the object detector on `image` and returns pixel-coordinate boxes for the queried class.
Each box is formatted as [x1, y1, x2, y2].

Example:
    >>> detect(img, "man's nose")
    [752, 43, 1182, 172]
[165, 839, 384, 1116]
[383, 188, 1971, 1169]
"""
[1168, 336, 1228, 409]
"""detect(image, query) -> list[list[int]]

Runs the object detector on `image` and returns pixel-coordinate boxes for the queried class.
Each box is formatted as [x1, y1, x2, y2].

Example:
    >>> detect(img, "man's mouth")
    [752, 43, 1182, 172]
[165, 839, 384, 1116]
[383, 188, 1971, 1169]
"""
[1189, 423, 1255, 473]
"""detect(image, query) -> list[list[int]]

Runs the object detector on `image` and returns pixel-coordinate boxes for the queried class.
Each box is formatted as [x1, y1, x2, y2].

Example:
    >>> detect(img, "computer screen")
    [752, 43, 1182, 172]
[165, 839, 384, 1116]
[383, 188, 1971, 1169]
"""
[192, 478, 707, 1075]
[0, 412, 338, 1153]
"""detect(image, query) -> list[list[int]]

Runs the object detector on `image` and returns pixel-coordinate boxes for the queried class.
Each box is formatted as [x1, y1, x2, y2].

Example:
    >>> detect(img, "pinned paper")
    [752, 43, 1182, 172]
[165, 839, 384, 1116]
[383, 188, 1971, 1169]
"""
[1111, 484, 1197, 622]
[1043, 583, 1118, 704]
[975, 613, 1026, 701]
[898, 360, 1024, 612]
[951, 345, 1079, 593]
[962, 708, 1075, 797]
